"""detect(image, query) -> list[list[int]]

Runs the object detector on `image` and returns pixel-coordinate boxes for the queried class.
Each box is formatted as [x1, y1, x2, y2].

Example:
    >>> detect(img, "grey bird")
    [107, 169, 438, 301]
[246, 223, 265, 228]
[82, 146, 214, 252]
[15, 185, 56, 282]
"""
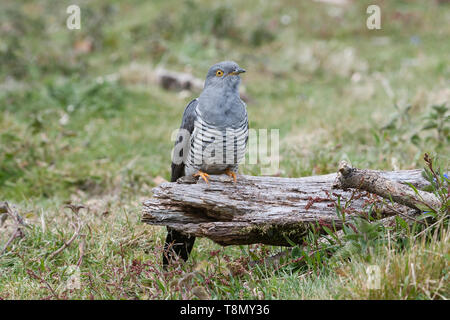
[163, 61, 248, 267]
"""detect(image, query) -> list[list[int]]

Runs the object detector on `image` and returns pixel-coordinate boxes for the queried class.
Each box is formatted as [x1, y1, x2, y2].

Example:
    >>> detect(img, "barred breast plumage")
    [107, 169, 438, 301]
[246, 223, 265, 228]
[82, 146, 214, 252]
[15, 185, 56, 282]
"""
[185, 104, 248, 176]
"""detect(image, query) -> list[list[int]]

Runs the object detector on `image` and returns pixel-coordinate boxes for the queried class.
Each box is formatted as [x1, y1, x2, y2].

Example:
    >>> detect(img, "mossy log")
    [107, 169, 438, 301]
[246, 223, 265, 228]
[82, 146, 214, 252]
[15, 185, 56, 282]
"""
[142, 165, 433, 246]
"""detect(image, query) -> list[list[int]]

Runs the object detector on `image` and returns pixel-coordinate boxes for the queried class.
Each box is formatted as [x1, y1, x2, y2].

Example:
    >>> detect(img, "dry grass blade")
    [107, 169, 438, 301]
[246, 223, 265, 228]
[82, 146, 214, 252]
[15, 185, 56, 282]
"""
[77, 234, 86, 267]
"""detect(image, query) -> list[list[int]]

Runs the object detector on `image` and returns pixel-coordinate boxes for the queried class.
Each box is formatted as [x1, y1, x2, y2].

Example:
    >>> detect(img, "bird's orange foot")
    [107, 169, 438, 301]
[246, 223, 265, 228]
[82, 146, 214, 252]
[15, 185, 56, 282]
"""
[225, 169, 237, 183]
[193, 170, 210, 184]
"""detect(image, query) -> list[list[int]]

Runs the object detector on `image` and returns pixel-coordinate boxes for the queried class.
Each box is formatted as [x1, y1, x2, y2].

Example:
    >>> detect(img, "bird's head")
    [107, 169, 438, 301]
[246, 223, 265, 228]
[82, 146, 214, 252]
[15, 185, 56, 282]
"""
[204, 61, 246, 91]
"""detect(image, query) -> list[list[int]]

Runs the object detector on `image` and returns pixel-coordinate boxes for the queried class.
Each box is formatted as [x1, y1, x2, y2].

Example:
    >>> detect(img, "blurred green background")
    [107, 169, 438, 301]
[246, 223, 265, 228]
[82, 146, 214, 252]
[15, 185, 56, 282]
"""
[0, 0, 449, 299]
[1, 0, 449, 200]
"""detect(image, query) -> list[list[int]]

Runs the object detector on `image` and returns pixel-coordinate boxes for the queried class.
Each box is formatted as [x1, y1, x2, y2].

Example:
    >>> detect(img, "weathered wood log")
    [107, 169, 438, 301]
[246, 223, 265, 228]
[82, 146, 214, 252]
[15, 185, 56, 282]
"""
[142, 168, 430, 246]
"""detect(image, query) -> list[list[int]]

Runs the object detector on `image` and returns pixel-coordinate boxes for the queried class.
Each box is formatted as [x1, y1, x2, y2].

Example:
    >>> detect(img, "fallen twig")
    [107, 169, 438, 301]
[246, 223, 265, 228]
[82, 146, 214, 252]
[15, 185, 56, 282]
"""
[334, 161, 441, 212]
[0, 202, 27, 227]
[1, 228, 24, 254]
[26, 269, 59, 299]
[48, 220, 83, 260]
[0, 202, 27, 254]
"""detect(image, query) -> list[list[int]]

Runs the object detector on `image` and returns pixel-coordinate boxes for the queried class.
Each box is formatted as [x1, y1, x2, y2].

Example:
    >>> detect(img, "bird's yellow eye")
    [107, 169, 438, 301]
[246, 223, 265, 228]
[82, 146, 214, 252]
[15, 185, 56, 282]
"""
[215, 70, 224, 77]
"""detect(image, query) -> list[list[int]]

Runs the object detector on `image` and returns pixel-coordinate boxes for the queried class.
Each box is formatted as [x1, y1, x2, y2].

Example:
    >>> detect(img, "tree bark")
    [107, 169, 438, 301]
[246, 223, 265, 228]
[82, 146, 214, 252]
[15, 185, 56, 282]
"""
[142, 166, 432, 246]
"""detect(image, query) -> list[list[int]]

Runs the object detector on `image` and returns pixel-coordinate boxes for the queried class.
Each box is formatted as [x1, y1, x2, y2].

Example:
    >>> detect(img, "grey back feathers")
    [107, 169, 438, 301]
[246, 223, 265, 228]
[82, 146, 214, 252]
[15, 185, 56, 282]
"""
[170, 98, 198, 182]
[171, 61, 248, 181]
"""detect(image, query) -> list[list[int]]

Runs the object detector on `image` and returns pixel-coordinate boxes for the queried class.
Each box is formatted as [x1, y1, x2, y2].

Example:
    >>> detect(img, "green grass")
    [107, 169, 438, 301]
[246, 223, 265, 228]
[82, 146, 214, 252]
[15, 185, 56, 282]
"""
[0, 0, 449, 299]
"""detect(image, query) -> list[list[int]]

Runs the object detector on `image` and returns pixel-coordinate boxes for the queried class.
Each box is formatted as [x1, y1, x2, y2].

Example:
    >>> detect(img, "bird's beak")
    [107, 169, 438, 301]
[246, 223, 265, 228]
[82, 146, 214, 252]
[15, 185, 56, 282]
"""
[228, 68, 246, 76]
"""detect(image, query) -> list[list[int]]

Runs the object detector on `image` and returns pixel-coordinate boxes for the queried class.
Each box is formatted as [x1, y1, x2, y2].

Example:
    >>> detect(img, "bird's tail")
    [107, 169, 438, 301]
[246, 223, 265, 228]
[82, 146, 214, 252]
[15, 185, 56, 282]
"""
[162, 227, 196, 268]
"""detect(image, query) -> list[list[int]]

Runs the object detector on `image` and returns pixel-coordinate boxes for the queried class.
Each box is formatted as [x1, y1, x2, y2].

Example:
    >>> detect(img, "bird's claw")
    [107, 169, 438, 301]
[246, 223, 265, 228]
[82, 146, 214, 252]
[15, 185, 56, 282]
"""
[193, 171, 210, 184]
[225, 169, 237, 183]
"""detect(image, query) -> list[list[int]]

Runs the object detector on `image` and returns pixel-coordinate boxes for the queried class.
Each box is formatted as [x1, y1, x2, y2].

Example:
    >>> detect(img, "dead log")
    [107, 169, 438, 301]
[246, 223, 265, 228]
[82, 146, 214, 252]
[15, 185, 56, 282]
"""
[155, 68, 204, 92]
[119, 63, 250, 102]
[142, 167, 432, 246]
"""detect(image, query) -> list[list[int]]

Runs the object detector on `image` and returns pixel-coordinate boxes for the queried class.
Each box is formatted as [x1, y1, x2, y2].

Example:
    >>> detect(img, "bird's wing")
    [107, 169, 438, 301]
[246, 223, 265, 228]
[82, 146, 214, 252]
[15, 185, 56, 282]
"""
[170, 98, 198, 182]
[243, 101, 249, 146]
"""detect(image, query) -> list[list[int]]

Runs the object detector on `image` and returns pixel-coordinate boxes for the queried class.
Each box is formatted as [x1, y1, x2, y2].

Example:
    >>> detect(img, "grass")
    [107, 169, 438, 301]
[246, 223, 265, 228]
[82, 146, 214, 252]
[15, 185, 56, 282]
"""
[0, 0, 449, 299]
